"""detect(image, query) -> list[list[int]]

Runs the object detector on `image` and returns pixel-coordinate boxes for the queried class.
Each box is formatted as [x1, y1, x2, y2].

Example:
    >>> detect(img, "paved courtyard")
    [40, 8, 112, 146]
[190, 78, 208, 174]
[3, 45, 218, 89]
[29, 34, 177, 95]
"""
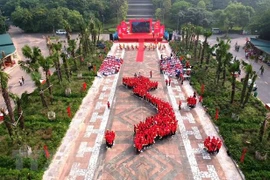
[44, 43, 242, 180]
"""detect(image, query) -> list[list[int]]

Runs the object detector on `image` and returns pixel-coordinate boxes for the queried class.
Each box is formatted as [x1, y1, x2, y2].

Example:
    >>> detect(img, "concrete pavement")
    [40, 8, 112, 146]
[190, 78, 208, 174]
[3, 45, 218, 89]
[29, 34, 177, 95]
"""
[44, 42, 243, 180]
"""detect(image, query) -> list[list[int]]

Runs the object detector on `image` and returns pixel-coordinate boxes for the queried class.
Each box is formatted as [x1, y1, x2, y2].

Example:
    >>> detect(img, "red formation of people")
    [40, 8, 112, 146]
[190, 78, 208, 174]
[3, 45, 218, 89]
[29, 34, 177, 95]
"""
[122, 76, 178, 152]
[98, 56, 123, 76]
[204, 136, 222, 154]
[105, 130, 116, 148]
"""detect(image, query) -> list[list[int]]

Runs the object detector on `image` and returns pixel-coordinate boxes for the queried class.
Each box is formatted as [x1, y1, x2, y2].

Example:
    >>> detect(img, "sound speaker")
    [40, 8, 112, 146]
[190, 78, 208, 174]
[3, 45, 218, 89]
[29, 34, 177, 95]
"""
[169, 33, 173, 41]
[109, 34, 113, 41]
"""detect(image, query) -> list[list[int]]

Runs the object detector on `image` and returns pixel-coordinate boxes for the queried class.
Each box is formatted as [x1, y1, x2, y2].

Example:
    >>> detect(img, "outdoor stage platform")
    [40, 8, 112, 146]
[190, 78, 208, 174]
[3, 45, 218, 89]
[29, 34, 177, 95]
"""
[116, 19, 165, 42]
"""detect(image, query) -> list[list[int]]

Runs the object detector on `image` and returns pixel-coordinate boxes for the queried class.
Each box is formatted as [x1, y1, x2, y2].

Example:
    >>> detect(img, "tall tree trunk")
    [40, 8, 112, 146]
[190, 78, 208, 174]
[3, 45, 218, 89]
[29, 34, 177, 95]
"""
[230, 76, 236, 103]
[39, 87, 48, 108]
[222, 68, 226, 86]
[200, 38, 208, 65]
[243, 75, 256, 107]
[46, 71, 52, 95]
[198, 44, 202, 62]
[1, 87, 15, 123]
[240, 73, 250, 104]
[193, 35, 199, 61]
[0, 110, 13, 137]
[62, 56, 70, 81]
[71, 50, 78, 71]
[17, 100, 25, 129]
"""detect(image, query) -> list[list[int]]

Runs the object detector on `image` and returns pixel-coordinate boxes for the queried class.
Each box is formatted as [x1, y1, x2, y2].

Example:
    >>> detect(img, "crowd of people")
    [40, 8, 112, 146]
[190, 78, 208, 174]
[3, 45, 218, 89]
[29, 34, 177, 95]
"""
[122, 76, 178, 152]
[204, 136, 222, 154]
[105, 130, 116, 148]
[159, 53, 192, 83]
[97, 56, 123, 77]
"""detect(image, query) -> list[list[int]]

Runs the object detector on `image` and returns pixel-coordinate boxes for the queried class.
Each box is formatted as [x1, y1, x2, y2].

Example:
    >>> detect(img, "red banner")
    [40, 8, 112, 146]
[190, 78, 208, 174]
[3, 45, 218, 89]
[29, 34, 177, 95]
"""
[201, 84, 205, 95]
[82, 82, 87, 91]
[240, 148, 247, 163]
[43, 145, 50, 158]
[215, 108, 219, 120]
[67, 106, 71, 118]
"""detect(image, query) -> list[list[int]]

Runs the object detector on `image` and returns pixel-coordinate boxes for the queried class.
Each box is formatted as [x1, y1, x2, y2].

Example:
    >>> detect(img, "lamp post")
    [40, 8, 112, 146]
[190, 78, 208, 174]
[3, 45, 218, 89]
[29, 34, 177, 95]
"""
[101, 15, 104, 27]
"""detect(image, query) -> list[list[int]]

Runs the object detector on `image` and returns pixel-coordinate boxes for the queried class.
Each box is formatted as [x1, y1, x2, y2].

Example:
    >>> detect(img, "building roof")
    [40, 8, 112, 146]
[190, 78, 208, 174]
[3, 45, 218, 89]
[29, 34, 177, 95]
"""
[0, 34, 13, 46]
[0, 33, 16, 59]
[250, 38, 270, 55]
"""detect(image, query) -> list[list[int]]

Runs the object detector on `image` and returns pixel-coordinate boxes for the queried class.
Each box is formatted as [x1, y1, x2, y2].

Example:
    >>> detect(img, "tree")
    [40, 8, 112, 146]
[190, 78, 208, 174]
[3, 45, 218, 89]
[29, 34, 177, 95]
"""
[67, 39, 78, 70]
[222, 51, 232, 86]
[200, 29, 212, 65]
[38, 55, 54, 95]
[240, 64, 252, 105]
[250, 8, 270, 40]
[20, 45, 48, 107]
[193, 26, 203, 62]
[155, 8, 162, 20]
[197, 1, 206, 9]
[163, 0, 172, 13]
[0, 11, 7, 34]
[224, 2, 254, 30]
[0, 71, 15, 124]
[229, 60, 240, 103]
[9, 93, 25, 130]
[243, 71, 257, 107]
[51, 43, 63, 83]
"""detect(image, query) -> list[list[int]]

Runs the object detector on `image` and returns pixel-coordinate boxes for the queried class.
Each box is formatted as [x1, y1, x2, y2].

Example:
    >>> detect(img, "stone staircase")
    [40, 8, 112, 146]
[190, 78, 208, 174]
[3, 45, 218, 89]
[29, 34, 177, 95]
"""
[127, 0, 154, 20]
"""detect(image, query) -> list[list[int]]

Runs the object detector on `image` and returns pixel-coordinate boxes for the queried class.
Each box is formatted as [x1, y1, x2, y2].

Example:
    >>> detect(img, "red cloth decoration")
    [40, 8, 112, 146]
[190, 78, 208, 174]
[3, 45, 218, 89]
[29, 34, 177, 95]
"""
[240, 148, 247, 163]
[215, 108, 219, 120]
[67, 106, 71, 118]
[43, 145, 50, 158]
[82, 82, 87, 91]
[201, 84, 205, 95]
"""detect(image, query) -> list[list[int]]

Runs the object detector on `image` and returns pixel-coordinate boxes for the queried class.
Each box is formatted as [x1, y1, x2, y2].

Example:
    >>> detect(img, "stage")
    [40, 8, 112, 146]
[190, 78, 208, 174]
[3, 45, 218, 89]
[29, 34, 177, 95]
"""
[116, 19, 165, 42]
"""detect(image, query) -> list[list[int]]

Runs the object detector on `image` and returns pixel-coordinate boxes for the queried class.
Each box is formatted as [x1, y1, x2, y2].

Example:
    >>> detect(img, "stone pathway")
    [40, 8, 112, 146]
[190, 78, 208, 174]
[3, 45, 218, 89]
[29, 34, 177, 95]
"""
[44, 42, 243, 180]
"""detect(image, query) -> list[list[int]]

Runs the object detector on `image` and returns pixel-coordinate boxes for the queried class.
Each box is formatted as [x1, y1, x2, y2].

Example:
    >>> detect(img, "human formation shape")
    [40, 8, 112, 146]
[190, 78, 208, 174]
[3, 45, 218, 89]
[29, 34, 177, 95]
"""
[122, 76, 178, 152]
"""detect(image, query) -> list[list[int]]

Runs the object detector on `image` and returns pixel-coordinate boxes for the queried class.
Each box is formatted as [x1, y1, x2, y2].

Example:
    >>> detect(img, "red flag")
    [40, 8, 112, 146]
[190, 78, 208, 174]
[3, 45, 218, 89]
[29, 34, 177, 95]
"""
[67, 106, 71, 118]
[240, 148, 247, 163]
[43, 145, 50, 158]
[215, 108, 219, 120]
[201, 84, 205, 95]
[82, 82, 87, 91]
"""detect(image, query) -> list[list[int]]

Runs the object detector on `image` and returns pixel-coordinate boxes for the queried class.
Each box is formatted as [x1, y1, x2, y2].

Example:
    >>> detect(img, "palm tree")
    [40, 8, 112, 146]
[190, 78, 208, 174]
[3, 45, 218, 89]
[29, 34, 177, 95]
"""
[67, 39, 78, 70]
[193, 26, 203, 62]
[20, 45, 41, 73]
[240, 64, 252, 105]
[9, 93, 25, 129]
[0, 71, 15, 124]
[63, 20, 72, 42]
[32, 72, 48, 108]
[222, 52, 233, 86]
[200, 30, 212, 65]
[38, 55, 54, 95]
[51, 43, 63, 82]
[243, 71, 257, 107]
[79, 21, 92, 58]
[61, 52, 71, 81]
[215, 38, 230, 84]
[229, 60, 240, 103]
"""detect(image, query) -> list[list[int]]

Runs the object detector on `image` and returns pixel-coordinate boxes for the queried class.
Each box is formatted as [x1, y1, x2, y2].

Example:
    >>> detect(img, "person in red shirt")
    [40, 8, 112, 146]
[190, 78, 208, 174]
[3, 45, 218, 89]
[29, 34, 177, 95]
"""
[178, 100, 182, 110]
[165, 79, 168, 86]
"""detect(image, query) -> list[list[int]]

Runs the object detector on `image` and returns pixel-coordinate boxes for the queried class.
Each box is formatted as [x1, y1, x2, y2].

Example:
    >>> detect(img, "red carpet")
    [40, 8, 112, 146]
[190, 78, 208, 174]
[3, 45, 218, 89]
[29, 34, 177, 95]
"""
[136, 41, 144, 62]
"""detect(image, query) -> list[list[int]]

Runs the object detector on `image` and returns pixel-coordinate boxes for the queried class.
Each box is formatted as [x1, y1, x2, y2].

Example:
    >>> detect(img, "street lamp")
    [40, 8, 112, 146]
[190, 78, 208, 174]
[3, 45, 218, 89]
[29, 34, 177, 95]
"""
[101, 15, 104, 27]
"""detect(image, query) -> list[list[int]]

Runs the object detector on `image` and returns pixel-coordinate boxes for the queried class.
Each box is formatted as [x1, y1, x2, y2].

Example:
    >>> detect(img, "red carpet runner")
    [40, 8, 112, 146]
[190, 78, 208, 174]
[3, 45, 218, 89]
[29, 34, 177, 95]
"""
[136, 40, 144, 62]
